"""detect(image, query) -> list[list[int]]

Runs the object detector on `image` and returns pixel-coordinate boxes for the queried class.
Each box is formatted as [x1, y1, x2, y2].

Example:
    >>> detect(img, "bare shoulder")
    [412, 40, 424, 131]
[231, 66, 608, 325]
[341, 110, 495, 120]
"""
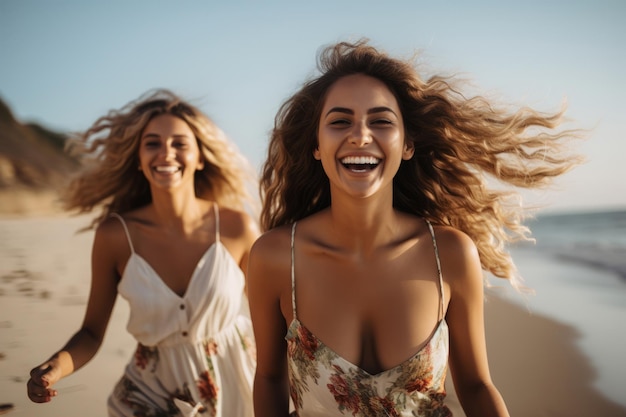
[430, 225, 482, 291]
[92, 215, 133, 276]
[430, 225, 478, 256]
[217, 206, 260, 242]
[94, 215, 130, 248]
[250, 224, 293, 265]
[249, 225, 293, 282]
[247, 225, 293, 307]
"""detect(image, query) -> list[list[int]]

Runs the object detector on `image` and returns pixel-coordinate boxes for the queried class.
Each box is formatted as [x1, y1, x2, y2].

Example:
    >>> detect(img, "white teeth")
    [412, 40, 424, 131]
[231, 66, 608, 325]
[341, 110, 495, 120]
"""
[155, 166, 180, 173]
[340, 156, 380, 165]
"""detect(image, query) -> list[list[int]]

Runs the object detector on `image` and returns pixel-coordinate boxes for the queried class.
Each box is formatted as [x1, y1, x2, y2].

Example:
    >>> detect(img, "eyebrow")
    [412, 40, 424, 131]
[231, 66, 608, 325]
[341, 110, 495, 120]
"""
[324, 106, 398, 117]
[141, 133, 192, 139]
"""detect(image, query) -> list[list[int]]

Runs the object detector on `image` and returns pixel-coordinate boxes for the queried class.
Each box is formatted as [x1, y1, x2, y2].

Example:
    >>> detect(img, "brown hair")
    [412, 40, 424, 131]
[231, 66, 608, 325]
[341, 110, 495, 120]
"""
[261, 40, 583, 284]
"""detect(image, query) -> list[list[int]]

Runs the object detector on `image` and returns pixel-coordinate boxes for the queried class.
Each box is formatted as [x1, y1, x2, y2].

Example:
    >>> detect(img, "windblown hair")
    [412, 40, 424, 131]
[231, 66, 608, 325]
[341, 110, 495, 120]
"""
[65, 89, 256, 228]
[261, 40, 583, 285]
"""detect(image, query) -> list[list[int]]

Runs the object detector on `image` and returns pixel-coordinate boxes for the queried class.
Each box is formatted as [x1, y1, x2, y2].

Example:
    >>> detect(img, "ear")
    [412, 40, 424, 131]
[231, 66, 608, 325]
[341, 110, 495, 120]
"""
[402, 140, 415, 160]
[313, 146, 321, 160]
[197, 157, 205, 171]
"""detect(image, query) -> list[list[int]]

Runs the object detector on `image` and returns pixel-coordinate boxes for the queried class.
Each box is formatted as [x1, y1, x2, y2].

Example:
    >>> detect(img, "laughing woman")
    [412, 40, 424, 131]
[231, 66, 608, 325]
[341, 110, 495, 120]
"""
[27, 90, 259, 417]
[248, 40, 581, 417]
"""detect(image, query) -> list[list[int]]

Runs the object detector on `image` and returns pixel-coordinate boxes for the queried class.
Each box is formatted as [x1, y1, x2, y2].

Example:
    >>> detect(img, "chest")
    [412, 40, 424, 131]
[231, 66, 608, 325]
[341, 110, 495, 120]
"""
[294, 239, 441, 307]
[127, 237, 216, 297]
[288, 242, 445, 375]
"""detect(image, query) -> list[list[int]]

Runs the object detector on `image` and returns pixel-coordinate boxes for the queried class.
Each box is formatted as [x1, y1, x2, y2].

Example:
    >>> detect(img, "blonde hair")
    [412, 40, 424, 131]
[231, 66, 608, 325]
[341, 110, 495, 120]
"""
[261, 40, 583, 286]
[65, 89, 256, 228]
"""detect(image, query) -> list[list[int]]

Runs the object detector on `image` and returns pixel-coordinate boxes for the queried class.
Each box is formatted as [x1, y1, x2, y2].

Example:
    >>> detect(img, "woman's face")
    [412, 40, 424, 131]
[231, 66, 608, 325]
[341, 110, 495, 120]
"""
[315, 74, 414, 200]
[138, 113, 204, 192]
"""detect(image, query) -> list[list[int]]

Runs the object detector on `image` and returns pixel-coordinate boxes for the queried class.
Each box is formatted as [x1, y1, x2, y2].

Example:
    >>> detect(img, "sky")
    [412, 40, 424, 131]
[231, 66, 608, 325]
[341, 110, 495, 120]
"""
[1, 0, 624, 213]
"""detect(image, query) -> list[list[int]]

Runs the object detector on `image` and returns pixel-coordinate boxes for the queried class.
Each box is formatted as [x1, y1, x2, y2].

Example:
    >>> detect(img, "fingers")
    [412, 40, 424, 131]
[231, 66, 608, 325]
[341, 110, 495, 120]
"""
[27, 378, 57, 403]
[27, 365, 58, 403]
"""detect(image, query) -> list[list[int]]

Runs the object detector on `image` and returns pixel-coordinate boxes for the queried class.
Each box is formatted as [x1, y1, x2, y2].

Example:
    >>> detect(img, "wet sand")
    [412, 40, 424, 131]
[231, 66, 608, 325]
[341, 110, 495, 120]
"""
[1, 215, 625, 416]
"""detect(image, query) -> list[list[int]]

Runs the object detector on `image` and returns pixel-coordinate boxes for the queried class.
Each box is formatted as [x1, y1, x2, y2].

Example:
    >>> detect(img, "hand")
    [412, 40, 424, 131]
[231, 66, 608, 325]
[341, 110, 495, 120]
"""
[27, 361, 61, 403]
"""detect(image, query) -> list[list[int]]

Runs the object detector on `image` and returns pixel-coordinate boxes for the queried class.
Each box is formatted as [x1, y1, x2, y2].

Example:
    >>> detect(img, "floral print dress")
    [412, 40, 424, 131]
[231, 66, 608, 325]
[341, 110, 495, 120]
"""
[107, 207, 256, 417]
[286, 221, 452, 417]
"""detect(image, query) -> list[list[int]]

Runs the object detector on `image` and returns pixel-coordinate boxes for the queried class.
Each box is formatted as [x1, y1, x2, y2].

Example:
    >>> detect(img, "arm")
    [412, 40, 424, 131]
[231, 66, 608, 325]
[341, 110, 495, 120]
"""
[439, 228, 510, 417]
[27, 219, 122, 403]
[247, 231, 291, 417]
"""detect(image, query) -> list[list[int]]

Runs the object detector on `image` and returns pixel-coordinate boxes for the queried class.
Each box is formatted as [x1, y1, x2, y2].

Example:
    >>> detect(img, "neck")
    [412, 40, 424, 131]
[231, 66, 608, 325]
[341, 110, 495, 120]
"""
[149, 188, 207, 234]
[325, 194, 398, 253]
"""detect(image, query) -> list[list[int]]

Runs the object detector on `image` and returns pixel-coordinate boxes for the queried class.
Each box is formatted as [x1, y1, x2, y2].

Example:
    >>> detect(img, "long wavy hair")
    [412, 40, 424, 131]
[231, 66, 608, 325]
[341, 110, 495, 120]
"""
[261, 40, 583, 285]
[65, 89, 256, 228]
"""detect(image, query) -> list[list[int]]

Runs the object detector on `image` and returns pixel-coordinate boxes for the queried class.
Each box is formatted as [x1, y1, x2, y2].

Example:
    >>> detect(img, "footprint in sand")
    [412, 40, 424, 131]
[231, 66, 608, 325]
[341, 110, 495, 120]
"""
[1, 269, 51, 298]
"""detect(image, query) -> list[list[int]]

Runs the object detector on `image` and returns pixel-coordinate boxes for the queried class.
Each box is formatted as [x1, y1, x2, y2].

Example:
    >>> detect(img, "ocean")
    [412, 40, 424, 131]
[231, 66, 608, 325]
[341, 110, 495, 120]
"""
[498, 208, 626, 407]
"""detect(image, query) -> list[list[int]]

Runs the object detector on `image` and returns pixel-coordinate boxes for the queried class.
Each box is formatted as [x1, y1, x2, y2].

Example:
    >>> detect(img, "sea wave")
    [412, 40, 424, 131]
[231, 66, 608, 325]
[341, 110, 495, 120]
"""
[550, 243, 626, 280]
[516, 209, 626, 281]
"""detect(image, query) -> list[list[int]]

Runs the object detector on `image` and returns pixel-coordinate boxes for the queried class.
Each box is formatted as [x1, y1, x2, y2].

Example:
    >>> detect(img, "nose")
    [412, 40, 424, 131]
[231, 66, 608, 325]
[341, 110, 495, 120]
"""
[348, 122, 372, 147]
[159, 141, 176, 159]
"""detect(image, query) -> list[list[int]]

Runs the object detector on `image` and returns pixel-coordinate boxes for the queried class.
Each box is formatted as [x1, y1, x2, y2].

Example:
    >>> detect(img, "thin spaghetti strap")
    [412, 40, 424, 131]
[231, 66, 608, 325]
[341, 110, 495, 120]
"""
[110, 213, 135, 254]
[426, 219, 445, 321]
[291, 222, 297, 320]
[213, 203, 220, 242]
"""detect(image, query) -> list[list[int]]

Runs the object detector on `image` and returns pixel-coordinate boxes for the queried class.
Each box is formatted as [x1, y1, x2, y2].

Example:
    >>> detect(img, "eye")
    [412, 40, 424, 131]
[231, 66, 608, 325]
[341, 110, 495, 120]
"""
[170, 136, 192, 148]
[143, 140, 160, 148]
[371, 118, 393, 126]
[329, 118, 351, 126]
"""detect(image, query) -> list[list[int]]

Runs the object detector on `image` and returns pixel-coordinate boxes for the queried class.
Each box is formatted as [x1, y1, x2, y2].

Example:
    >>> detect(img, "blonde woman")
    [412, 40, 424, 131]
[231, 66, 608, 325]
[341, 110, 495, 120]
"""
[27, 90, 259, 417]
[248, 40, 581, 416]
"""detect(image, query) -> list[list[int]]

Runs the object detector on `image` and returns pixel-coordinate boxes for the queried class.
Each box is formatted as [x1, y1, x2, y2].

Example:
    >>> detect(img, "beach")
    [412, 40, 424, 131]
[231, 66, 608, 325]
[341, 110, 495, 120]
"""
[1, 213, 626, 417]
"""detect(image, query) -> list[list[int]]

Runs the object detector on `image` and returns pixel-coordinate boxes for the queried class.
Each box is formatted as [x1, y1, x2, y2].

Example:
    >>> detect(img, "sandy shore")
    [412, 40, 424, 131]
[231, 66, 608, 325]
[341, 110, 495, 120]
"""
[1, 214, 625, 417]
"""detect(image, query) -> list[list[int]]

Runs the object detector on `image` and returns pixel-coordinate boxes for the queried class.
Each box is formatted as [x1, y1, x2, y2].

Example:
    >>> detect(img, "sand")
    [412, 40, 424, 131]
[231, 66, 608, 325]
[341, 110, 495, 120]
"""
[1, 214, 625, 417]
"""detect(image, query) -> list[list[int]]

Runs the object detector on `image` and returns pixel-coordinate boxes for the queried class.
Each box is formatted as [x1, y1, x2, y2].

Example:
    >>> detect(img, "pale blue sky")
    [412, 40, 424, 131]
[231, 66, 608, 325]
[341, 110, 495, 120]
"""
[1, 0, 624, 212]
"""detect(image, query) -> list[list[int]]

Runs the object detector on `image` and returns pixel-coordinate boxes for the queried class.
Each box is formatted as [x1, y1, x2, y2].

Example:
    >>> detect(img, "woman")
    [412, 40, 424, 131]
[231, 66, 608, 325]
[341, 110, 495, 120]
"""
[248, 40, 581, 416]
[27, 89, 259, 417]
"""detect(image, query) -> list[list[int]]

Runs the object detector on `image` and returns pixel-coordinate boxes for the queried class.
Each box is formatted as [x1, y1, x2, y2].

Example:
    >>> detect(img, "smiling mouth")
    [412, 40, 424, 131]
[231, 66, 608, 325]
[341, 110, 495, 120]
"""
[340, 156, 381, 172]
[154, 166, 181, 174]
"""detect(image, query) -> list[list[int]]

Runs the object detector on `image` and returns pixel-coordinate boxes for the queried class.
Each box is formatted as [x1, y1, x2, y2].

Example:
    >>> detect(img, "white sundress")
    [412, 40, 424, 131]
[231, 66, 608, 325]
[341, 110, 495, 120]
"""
[107, 206, 256, 417]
